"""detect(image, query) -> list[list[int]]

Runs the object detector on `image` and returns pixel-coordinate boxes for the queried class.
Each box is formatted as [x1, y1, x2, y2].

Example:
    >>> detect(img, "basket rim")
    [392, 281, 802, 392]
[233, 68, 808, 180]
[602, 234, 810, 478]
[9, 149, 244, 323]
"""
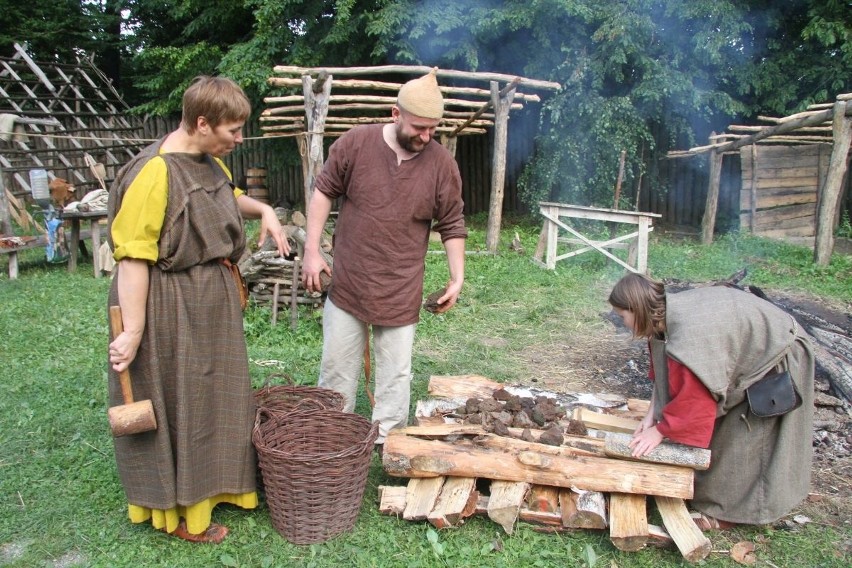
[252, 409, 379, 462]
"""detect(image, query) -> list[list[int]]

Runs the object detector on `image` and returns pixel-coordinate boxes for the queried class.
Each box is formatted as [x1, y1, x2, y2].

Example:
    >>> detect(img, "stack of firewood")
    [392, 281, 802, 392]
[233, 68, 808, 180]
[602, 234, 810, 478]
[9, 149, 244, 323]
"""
[378, 375, 713, 563]
[239, 210, 333, 318]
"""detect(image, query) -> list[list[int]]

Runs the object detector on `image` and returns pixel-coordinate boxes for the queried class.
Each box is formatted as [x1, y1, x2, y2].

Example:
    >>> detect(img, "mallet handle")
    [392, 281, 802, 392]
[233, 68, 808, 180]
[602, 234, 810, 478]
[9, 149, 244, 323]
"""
[108, 306, 136, 405]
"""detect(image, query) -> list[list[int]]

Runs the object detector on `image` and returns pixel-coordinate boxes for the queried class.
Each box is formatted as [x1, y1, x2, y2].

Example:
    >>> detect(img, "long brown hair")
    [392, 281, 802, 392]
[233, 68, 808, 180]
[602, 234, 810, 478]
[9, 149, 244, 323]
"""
[608, 273, 667, 338]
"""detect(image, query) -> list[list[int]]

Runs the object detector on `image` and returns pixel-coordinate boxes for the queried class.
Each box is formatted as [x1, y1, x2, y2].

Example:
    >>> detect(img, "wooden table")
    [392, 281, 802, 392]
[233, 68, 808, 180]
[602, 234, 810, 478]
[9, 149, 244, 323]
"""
[537, 202, 661, 274]
[61, 210, 109, 277]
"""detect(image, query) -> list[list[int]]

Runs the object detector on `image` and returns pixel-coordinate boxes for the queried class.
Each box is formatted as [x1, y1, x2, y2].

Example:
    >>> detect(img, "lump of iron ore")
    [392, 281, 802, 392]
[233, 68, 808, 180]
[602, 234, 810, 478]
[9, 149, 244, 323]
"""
[493, 388, 513, 401]
[520, 428, 537, 442]
[512, 409, 536, 429]
[564, 418, 588, 436]
[465, 397, 481, 414]
[478, 399, 501, 413]
[504, 395, 522, 412]
[491, 419, 511, 437]
[538, 425, 564, 446]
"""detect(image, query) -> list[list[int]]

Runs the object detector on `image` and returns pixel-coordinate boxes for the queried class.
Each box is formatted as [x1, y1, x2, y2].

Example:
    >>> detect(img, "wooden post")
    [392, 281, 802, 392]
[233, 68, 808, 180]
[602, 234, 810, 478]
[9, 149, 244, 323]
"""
[609, 493, 649, 552]
[301, 72, 332, 210]
[701, 144, 723, 244]
[749, 144, 757, 232]
[485, 80, 518, 253]
[814, 101, 852, 266]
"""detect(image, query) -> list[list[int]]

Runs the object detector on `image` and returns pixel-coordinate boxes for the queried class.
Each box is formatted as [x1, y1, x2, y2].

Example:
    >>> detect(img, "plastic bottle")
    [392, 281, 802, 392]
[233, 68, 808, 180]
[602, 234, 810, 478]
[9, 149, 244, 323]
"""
[29, 169, 50, 201]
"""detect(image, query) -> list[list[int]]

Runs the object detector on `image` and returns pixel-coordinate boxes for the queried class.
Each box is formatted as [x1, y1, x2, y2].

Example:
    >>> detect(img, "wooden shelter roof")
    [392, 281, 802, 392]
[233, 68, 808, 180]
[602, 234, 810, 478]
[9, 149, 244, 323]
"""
[667, 92, 852, 158]
[0, 42, 145, 197]
[261, 65, 561, 139]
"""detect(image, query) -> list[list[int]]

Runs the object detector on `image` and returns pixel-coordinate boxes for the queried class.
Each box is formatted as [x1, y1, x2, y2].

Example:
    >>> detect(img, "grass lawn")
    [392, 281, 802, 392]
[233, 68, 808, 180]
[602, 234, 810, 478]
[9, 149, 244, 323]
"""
[1, 216, 850, 567]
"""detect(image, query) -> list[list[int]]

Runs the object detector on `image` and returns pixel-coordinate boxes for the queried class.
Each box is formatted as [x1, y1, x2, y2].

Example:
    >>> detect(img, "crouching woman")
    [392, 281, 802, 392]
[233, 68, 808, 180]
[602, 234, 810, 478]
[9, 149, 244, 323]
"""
[608, 273, 814, 528]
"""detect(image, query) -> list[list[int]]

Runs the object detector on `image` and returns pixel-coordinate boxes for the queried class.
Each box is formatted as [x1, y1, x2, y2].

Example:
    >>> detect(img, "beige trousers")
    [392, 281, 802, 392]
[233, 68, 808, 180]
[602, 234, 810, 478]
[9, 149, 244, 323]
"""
[319, 298, 416, 443]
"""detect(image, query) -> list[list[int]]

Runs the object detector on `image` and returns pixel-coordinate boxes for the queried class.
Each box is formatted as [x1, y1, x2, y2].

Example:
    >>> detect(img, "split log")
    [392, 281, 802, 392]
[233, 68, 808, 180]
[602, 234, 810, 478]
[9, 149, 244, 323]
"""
[527, 485, 560, 513]
[609, 493, 649, 552]
[487, 481, 530, 534]
[378, 485, 407, 515]
[604, 432, 711, 470]
[627, 398, 651, 413]
[427, 374, 503, 399]
[559, 488, 607, 529]
[383, 432, 694, 499]
[403, 477, 445, 521]
[654, 496, 711, 563]
[573, 407, 640, 434]
[427, 477, 479, 529]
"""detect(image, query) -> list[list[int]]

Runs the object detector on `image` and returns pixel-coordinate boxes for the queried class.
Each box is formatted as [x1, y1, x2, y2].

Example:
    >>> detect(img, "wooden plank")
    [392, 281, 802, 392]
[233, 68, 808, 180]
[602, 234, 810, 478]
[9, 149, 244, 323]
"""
[559, 488, 607, 529]
[378, 485, 407, 515]
[487, 480, 530, 534]
[609, 493, 649, 552]
[383, 433, 694, 499]
[573, 407, 640, 434]
[654, 496, 711, 563]
[604, 432, 711, 470]
[427, 374, 502, 399]
[739, 187, 817, 210]
[403, 477, 445, 521]
[427, 477, 479, 529]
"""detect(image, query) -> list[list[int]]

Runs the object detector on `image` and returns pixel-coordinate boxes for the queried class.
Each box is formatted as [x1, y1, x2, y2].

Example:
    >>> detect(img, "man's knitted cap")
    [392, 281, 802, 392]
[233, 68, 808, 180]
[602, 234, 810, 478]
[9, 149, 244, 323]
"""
[397, 68, 444, 119]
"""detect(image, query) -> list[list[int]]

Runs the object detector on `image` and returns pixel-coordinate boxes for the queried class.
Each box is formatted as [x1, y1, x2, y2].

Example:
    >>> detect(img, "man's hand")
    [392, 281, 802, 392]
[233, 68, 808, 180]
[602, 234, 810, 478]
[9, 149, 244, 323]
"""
[301, 248, 331, 293]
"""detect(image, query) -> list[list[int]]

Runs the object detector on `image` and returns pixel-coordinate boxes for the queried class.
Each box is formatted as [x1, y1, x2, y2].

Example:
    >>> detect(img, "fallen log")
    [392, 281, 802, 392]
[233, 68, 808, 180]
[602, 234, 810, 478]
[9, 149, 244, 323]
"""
[604, 432, 711, 470]
[383, 432, 694, 499]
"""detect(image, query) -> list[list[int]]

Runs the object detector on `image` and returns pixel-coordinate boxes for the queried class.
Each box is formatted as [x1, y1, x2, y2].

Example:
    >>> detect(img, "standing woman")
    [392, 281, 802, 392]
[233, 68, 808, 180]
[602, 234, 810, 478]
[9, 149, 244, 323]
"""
[106, 76, 289, 543]
[608, 273, 814, 528]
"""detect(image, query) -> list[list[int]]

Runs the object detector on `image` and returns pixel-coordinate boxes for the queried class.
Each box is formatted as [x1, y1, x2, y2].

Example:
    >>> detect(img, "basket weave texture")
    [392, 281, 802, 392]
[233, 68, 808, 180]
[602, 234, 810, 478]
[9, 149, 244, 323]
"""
[254, 384, 345, 415]
[253, 408, 379, 544]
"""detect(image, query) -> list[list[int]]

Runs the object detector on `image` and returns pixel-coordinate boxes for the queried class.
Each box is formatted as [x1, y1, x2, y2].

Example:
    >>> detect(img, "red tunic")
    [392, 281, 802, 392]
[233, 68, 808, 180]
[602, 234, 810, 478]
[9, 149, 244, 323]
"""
[649, 354, 717, 448]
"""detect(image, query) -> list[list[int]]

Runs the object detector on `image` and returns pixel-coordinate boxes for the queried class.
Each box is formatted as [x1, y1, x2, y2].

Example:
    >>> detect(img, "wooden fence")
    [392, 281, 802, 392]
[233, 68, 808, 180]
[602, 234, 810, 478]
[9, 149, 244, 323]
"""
[9, 114, 847, 236]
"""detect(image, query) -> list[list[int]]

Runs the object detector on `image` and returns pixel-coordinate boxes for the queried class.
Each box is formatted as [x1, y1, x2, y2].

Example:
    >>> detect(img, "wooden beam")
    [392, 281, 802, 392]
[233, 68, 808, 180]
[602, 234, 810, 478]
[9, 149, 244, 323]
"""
[427, 476, 479, 529]
[382, 433, 695, 499]
[272, 65, 561, 91]
[487, 480, 530, 534]
[609, 493, 649, 551]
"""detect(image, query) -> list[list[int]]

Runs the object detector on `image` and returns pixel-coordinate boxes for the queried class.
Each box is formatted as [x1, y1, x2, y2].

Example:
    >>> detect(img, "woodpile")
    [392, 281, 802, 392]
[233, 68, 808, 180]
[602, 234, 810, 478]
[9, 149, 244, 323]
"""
[238, 209, 333, 322]
[378, 375, 713, 563]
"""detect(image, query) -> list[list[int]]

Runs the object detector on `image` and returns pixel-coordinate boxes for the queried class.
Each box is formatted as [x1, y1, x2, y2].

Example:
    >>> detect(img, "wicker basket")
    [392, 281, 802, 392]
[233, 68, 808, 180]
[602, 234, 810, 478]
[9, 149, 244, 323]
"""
[254, 382, 345, 416]
[253, 408, 379, 544]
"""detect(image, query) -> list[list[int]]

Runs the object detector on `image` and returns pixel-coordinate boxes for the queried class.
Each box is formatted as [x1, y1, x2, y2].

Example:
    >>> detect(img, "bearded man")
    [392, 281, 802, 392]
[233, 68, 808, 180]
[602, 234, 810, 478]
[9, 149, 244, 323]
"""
[301, 69, 467, 451]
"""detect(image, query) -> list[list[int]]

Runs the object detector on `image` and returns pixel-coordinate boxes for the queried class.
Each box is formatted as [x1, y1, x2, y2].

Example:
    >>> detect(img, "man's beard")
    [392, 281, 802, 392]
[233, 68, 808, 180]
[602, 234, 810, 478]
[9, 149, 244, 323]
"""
[396, 124, 429, 153]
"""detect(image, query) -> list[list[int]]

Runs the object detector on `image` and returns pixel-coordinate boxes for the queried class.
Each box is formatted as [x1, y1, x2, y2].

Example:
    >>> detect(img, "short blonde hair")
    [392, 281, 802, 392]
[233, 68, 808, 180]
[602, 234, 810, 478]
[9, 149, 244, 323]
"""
[608, 273, 667, 338]
[181, 76, 250, 134]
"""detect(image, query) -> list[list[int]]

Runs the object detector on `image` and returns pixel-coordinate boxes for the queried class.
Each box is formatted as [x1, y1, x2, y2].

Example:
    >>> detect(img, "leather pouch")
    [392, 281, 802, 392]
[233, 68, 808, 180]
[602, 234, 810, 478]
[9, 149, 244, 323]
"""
[746, 370, 802, 418]
[222, 259, 249, 311]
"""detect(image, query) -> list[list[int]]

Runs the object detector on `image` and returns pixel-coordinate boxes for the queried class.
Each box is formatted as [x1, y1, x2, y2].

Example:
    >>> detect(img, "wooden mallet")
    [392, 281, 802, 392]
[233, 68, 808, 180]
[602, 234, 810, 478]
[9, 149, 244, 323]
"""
[108, 305, 157, 437]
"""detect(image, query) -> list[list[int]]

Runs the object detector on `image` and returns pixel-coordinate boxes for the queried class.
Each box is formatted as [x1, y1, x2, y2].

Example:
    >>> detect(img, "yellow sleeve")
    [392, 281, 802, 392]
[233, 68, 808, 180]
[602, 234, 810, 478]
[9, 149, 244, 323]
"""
[213, 157, 245, 198]
[111, 157, 169, 263]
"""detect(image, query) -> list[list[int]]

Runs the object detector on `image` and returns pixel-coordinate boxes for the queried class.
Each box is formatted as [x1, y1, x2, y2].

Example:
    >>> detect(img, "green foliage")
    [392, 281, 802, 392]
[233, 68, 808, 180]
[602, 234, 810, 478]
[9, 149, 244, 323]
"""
[0, 221, 850, 567]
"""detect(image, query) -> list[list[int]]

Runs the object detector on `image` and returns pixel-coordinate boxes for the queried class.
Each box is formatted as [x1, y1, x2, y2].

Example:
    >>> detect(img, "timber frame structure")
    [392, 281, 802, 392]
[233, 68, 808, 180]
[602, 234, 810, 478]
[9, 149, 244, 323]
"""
[667, 92, 852, 266]
[0, 42, 145, 236]
[262, 65, 560, 253]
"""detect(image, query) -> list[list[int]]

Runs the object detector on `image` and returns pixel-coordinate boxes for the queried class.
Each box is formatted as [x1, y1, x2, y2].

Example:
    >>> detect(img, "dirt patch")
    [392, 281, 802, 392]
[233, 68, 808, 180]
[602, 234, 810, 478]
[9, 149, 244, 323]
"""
[515, 288, 852, 527]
